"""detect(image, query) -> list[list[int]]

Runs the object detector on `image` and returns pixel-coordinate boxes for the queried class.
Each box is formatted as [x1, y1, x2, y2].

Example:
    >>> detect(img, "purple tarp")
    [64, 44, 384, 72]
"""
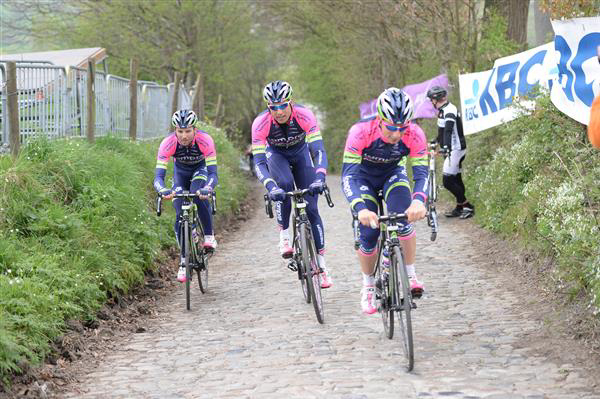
[359, 74, 449, 119]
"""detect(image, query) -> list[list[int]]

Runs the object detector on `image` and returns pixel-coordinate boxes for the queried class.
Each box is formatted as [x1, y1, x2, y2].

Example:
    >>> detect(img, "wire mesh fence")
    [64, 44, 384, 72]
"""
[0, 61, 186, 154]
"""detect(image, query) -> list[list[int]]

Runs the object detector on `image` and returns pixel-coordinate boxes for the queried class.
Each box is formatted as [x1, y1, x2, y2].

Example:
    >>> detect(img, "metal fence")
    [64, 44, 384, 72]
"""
[0, 62, 186, 152]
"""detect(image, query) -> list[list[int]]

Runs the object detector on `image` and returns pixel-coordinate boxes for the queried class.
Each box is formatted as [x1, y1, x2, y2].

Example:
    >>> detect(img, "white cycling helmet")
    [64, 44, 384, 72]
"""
[263, 80, 293, 103]
[376, 87, 414, 124]
[172, 109, 197, 128]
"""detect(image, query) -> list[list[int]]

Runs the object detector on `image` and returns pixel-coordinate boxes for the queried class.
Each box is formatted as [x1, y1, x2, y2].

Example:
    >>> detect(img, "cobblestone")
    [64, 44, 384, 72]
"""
[63, 179, 599, 398]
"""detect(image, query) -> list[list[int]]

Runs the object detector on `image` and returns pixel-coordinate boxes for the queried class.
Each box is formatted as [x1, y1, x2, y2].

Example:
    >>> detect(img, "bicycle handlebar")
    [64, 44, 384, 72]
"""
[263, 184, 334, 219]
[156, 191, 217, 217]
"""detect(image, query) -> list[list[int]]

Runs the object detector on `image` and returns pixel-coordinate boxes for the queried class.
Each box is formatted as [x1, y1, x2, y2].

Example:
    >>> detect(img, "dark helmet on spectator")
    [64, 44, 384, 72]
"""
[426, 86, 447, 101]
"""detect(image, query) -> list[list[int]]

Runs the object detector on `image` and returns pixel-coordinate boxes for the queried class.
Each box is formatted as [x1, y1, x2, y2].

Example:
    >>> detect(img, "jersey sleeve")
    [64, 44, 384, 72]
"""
[442, 103, 458, 150]
[407, 124, 429, 203]
[341, 124, 368, 212]
[196, 131, 218, 189]
[297, 107, 328, 179]
[153, 134, 176, 194]
[251, 113, 277, 191]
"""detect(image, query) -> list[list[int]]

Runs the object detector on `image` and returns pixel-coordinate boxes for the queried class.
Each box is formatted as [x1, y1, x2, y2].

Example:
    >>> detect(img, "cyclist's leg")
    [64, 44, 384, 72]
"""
[190, 166, 213, 235]
[442, 149, 467, 215]
[354, 179, 381, 314]
[172, 164, 193, 245]
[266, 149, 294, 230]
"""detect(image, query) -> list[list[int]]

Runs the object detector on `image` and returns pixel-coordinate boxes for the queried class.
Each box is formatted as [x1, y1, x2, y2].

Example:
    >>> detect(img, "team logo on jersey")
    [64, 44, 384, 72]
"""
[360, 185, 368, 191]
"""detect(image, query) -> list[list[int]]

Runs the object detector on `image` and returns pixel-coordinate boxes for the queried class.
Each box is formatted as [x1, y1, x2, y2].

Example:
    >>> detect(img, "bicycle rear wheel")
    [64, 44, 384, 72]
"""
[392, 246, 414, 371]
[300, 224, 324, 324]
[376, 249, 394, 339]
[183, 220, 192, 311]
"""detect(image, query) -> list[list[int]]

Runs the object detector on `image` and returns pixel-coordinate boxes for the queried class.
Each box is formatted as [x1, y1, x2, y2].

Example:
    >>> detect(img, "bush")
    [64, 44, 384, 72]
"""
[0, 129, 247, 382]
[466, 94, 600, 313]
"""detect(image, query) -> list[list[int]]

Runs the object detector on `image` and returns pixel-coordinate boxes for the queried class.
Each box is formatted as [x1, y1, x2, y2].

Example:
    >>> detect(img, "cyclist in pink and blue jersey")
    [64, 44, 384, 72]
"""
[154, 109, 218, 283]
[251, 80, 332, 288]
[342, 88, 428, 314]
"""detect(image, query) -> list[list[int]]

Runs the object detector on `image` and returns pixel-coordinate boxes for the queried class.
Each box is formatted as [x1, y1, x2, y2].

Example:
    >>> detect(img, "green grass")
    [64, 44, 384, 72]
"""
[0, 129, 248, 382]
[465, 94, 600, 313]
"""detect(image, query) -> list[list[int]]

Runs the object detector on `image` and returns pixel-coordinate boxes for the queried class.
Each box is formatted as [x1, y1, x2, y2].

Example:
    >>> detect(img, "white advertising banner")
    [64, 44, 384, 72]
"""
[459, 42, 557, 134]
[550, 17, 600, 126]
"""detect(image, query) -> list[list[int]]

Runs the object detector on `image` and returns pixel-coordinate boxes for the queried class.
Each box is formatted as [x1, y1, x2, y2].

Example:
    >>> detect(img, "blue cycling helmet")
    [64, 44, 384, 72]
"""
[172, 109, 197, 128]
[377, 88, 414, 124]
[263, 80, 293, 103]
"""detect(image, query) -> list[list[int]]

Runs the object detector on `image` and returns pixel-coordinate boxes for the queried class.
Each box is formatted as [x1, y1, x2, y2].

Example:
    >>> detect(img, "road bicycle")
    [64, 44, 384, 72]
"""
[426, 142, 448, 241]
[265, 186, 334, 324]
[352, 194, 437, 371]
[157, 191, 216, 310]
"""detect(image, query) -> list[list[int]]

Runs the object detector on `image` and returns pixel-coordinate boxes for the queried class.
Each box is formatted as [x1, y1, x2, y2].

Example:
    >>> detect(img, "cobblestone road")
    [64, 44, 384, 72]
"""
[65, 179, 599, 399]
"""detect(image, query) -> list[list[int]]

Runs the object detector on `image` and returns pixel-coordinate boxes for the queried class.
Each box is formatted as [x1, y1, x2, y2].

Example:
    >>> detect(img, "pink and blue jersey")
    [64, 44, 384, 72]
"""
[251, 104, 327, 190]
[153, 129, 218, 193]
[341, 117, 429, 212]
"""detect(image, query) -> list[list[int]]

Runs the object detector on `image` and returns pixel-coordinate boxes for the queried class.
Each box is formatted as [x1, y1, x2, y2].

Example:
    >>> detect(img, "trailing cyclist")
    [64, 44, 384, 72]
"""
[251, 80, 332, 288]
[426, 86, 475, 219]
[153, 109, 218, 283]
[342, 88, 428, 314]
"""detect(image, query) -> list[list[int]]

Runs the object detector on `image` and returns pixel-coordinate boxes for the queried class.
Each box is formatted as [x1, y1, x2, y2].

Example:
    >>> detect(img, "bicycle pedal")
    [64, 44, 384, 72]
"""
[287, 261, 298, 272]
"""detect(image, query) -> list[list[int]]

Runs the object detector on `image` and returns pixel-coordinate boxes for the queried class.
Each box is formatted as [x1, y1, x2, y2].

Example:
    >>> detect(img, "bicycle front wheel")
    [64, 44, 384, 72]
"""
[193, 218, 208, 294]
[300, 224, 324, 324]
[183, 220, 192, 311]
[376, 250, 394, 339]
[392, 246, 414, 371]
[293, 217, 310, 304]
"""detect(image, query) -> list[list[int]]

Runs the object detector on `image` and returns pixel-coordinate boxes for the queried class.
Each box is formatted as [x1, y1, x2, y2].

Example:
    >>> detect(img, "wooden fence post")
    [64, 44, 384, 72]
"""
[169, 72, 180, 130]
[6, 62, 20, 160]
[129, 58, 138, 141]
[192, 72, 205, 121]
[86, 59, 95, 143]
[214, 94, 223, 128]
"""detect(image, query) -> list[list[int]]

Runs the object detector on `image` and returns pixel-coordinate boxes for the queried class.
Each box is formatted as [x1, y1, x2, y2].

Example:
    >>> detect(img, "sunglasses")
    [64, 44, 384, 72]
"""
[268, 102, 290, 111]
[383, 122, 410, 132]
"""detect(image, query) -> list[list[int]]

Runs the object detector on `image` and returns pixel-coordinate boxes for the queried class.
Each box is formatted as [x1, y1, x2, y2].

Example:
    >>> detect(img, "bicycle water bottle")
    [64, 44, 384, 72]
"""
[382, 248, 390, 276]
[192, 223, 199, 244]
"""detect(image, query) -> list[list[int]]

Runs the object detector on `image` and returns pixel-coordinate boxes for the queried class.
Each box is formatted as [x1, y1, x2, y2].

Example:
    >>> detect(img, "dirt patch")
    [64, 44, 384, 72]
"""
[450, 215, 600, 384]
[0, 180, 262, 399]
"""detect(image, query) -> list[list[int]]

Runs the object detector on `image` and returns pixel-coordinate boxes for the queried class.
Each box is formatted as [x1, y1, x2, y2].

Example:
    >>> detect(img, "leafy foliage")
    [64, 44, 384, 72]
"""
[0, 131, 247, 382]
[467, 94, 600, 312]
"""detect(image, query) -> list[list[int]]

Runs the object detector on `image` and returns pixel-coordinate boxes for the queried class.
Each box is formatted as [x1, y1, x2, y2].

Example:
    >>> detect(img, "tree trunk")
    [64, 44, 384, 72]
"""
[506, 0, 529, 46]
[129, 58, 138, 141]
[484, 0, 530, 46]
[533, 1, 553, 45]
[192, 73, 205, 121]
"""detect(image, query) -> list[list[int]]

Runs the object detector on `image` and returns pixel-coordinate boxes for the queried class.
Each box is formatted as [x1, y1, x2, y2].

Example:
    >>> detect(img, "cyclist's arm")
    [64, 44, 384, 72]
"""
[197, 132, 218, 189]
[153, 134, 176, 195]
[341, 125, 367, 213]
[298, 107, 328, 180]
[407, 125, 429, 203]
[251, 114, 277, 191]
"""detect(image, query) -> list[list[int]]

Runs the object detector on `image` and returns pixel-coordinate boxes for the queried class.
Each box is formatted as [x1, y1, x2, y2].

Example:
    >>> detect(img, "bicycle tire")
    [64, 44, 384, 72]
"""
[306, 227, 325, 324]
[293, 216, 310, 304]
[183, 220, 192, 311]
[194, 215, 208, 294]
[392, 246, 414, 371]
[300, 224, 324, 324]
[376, 248, 394, 339]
